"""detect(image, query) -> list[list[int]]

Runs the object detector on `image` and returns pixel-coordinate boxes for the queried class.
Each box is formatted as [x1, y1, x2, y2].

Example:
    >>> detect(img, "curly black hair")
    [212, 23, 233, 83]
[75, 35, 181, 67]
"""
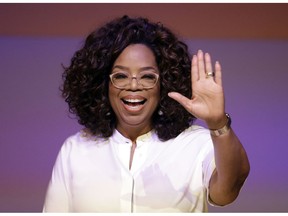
[62, 15, 196, 141]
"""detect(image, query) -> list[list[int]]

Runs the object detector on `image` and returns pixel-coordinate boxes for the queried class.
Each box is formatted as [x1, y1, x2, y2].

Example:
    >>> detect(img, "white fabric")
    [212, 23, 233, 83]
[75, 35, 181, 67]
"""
[43, 125, 216, 212]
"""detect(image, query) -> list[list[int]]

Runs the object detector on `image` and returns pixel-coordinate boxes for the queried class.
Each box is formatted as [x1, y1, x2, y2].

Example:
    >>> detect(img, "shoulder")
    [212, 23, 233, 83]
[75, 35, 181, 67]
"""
[59, 129, 109, 154]
[169, 125, 213, 153]
[177, 125, 211, 140]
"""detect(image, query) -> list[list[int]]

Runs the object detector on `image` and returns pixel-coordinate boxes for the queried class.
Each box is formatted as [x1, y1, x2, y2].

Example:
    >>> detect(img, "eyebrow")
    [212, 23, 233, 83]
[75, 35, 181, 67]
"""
[112, 65, 158, 73]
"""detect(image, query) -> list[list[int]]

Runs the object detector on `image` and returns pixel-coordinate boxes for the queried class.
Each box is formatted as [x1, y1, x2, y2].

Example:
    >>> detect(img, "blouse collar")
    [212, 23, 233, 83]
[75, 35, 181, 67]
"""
[111, 129, 158, 145]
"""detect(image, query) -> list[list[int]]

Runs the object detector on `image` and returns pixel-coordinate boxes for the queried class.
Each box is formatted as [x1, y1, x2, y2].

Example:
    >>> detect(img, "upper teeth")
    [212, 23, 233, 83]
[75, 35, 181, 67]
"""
[124, 99, 144, 103]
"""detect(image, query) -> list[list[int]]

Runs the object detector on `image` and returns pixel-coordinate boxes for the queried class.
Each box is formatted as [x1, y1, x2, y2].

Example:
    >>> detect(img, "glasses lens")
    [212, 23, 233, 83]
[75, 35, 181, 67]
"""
[139, 73, 158, 88]
[111, 72, 129, 88]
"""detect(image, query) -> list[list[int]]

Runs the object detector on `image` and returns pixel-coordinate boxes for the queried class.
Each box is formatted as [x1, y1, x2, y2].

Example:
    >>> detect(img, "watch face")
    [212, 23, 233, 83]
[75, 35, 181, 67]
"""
[225, 113, 232, 127]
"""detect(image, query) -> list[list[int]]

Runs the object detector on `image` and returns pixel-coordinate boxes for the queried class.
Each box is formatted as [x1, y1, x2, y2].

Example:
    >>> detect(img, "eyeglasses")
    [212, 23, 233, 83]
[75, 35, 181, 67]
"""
[109, 71, 159, 89]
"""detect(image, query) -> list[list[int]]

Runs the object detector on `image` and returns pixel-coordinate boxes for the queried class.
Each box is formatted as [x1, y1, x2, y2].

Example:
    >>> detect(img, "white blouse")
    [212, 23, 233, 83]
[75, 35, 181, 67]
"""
[43, 125, 216, 212]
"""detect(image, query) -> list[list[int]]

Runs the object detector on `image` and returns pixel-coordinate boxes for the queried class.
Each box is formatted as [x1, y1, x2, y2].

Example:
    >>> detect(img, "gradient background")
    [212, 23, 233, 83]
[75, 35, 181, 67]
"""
[1, 3, 288, 212]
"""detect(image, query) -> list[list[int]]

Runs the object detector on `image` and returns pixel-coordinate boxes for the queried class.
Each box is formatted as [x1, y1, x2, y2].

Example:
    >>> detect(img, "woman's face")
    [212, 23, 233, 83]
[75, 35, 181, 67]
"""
[109, 44, 160, 134]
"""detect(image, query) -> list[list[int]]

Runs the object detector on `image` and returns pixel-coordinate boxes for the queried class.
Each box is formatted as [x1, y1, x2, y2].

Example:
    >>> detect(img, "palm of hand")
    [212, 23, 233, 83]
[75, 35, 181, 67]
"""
[168, 50, 226, 128]
[190, 78, 224, 121]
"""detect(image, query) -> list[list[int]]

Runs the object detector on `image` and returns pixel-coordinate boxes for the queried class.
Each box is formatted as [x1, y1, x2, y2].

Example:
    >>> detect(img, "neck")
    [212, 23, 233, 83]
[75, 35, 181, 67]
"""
[116, 123, 152, 143]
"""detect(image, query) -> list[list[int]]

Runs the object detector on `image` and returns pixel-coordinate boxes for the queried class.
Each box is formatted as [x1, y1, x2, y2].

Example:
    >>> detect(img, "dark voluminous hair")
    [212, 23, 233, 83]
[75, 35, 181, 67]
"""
[62, 15, 196, 141]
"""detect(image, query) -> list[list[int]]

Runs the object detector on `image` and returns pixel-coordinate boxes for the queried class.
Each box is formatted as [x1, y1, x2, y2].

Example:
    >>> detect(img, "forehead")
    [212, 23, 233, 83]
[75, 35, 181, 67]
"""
[114, 44, 156, 65]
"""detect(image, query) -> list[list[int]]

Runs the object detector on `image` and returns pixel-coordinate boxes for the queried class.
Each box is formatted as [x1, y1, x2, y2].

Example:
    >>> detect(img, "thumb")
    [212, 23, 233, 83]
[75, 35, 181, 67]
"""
[168, 92, 193, 111]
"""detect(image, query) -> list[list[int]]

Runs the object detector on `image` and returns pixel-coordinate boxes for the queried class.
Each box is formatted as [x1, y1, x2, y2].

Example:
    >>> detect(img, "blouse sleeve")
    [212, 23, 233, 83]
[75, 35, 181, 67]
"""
[202, 145, 221, 207]
[43, 139, 72, 212]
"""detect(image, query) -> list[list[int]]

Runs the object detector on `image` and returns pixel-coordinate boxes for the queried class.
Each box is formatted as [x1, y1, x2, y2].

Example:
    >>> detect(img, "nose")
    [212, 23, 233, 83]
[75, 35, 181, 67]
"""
[127, 77, 142, 91]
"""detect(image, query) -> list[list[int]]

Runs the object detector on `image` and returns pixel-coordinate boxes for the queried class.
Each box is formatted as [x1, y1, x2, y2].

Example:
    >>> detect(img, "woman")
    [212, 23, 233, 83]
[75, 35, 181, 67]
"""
[43, 15, 250, 212]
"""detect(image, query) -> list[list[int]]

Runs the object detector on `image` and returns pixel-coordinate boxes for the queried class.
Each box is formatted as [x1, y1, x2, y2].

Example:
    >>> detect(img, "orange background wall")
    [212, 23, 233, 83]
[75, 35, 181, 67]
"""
[1, 3, 288, 39]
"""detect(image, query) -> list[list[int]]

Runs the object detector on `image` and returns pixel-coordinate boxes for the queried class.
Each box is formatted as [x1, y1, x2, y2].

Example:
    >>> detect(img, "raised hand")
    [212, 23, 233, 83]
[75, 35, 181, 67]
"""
[168, 50, 227, 129]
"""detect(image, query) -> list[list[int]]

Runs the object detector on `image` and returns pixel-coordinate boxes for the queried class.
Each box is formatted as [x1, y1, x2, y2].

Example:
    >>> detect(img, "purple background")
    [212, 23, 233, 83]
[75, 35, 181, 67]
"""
[1, 36, 288, 212]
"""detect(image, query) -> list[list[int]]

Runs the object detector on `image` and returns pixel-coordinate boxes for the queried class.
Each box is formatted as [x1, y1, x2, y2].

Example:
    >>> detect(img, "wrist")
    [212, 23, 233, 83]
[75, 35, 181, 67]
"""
[206, 113, 227, 129]
[208, 113, 231, 137]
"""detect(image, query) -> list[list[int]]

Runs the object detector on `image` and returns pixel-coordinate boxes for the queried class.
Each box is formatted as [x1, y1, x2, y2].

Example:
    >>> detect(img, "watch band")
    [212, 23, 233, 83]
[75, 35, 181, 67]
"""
[209, 113, 231, 136]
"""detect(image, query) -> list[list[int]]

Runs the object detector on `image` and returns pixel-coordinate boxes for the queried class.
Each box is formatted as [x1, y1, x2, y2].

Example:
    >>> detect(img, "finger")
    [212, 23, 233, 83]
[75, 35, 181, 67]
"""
[191, 55, 199, 83]
[215, 61, 222, 86]
[204, 52, 213, 79]
[168, 92, 193, 112]
[197, 50, 206, 79]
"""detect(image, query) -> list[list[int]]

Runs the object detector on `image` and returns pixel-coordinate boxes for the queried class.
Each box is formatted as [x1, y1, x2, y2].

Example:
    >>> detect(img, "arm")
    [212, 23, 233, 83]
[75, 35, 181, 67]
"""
[209, 127, 250, 205]
[168, 50, 250, 206]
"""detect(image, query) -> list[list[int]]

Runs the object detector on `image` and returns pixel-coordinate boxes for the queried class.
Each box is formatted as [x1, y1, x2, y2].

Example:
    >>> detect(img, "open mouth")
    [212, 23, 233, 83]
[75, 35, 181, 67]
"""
[121, 98, 147, 107]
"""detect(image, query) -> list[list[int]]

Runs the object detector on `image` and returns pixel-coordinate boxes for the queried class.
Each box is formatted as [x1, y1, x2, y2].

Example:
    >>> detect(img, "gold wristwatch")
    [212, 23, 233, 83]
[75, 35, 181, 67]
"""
[209, 113, 231, 136]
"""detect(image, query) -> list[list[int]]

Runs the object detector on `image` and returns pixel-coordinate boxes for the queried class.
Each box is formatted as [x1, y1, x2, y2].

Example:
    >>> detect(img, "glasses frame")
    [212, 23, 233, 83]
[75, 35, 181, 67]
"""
[109, 72, 160, 90]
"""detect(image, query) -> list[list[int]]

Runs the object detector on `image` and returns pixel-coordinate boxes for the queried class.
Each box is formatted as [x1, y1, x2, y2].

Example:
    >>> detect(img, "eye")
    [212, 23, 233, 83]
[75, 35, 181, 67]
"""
[112, 72, 129, 80]
[141, 73, 157, 80]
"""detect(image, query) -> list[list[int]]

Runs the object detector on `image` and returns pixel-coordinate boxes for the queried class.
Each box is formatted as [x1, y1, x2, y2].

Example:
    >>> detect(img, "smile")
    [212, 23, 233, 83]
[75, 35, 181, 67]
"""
[121, 97, 147, 111]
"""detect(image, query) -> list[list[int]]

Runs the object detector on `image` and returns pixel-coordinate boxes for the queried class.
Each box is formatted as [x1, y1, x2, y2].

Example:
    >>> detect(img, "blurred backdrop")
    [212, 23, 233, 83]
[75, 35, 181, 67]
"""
[0, 3, 288, 212]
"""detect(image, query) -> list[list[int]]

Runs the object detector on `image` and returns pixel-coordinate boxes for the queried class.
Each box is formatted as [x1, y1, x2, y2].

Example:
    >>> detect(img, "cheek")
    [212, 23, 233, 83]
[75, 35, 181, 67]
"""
[108, 84, 119, 110]
[151, 86, 161, 107]
[155, 84, 161, 99]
